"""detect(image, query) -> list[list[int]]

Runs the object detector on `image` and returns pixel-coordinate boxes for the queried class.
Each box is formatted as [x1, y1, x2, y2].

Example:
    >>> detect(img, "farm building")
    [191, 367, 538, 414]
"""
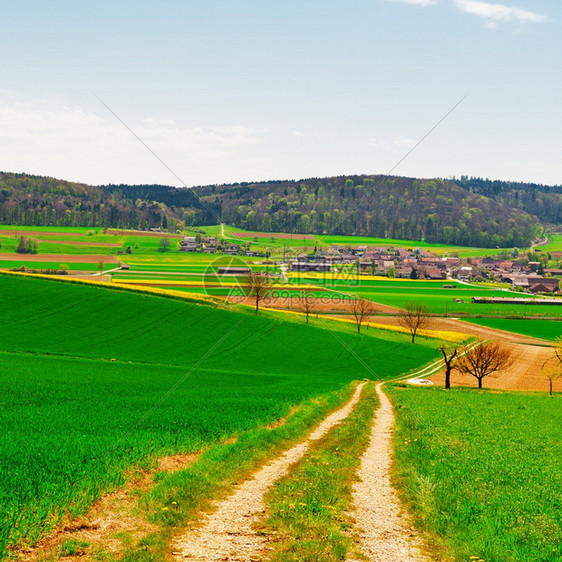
[291, 262, 331, 272]
[218, 267, 252, 276]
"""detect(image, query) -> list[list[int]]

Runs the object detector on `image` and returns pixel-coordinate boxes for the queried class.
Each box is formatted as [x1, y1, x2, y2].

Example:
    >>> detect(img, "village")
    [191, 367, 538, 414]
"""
[178, 235, 561, 295]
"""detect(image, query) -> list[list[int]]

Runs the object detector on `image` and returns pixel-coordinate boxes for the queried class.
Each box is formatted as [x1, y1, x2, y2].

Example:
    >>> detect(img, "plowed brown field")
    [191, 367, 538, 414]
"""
[361, 316, 555, 392]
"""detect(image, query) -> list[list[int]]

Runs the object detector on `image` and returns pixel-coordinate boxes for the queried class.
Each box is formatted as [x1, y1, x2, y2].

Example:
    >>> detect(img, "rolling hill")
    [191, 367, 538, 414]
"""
[2, 171, 557, 247]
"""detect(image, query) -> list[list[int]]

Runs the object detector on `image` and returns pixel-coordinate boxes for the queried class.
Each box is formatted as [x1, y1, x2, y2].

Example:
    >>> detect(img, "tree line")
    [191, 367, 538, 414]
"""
[0, 172, 546, 248]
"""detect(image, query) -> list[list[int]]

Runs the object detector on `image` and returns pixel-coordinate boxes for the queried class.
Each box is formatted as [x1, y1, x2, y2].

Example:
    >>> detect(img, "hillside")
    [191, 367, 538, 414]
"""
[0, 171, 550, 247]
[0, 273, 438, 555]
[451, 176, 562, 225]
[0, 172, 193, 229]
[192, 175, 541, 248]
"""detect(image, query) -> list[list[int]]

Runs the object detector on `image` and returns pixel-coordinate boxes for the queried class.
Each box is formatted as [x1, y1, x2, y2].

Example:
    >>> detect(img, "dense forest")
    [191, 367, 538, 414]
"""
[451, 176, 562, 225]
[0, 173, 192, 229]
[192, 176, 541, 248]
[0, 171, 553, 248]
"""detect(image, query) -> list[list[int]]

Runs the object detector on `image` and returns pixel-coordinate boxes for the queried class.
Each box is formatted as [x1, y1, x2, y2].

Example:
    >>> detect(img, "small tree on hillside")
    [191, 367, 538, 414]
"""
[439, 345, 458, 389]
[554, 337, 562, 366]
[350, 298, 376, 334]
[245, 271, 270, 313]
[455, 341, 513, 389]
[399, 302, 431, 344]
[544, 341, 562, 395]
[299, 291, 315, 323]
[159, 237, 171, 252]
[542, 359, 560, 396]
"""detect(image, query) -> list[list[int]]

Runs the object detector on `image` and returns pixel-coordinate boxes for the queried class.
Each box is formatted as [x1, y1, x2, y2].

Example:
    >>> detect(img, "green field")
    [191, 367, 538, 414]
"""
[464, 317, 562, 341]
[0, 273, 440, 556]
[389, 385, 562, 561]
[538, 234, 562, 252]
[287, 276, 562, 318]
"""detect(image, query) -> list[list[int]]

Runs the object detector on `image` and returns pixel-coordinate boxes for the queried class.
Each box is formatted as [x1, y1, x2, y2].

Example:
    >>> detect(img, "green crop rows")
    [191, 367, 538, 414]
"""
[0, 273, 439, 556]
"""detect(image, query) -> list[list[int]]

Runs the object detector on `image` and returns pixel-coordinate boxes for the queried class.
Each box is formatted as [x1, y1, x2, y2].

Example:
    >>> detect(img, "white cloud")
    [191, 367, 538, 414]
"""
[454, 1, 546, 24]
[386, 0, 438, 6]
[368, 136, 417, 149]
[0, 96, 265, 186]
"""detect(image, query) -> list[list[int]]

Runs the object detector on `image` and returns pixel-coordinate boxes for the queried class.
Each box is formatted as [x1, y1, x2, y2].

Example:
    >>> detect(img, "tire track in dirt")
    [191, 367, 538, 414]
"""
[173, 382, 366, 561]
[349, 382, 427, 562]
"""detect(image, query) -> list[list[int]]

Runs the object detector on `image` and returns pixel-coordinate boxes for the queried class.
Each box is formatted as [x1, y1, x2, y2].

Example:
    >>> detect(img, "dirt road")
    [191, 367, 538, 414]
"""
[349, 382, 427, 561]
[173, 383, 366, 561]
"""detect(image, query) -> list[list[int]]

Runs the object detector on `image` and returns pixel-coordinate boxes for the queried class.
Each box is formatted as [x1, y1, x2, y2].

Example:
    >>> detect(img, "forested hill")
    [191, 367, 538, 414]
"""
[0, 172, 211, 229]
[0, 171, 550, 248]
[192, 176, 541, 248]
[450, 176, 562, 225]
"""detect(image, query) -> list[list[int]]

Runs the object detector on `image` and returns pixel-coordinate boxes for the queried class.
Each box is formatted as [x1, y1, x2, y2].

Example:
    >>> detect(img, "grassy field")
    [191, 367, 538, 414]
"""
[286, 275, 562, 318]
[389, 385, 561, 561]
[464, 317, 562, 341]
[0, 273, 440, 556]
[539, 234, 562, 252]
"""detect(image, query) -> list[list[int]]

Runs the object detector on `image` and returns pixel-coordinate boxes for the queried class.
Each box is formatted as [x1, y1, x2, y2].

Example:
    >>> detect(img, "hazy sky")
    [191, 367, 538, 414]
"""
[1, 0, 560, 186]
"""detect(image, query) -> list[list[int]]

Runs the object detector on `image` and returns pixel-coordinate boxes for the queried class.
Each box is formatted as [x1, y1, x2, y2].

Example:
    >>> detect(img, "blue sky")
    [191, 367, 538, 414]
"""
[0, 0, 560, 186]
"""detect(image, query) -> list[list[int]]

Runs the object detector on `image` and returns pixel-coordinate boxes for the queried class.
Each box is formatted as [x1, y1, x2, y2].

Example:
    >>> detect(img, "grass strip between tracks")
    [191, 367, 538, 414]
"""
[258, 382, 379, 561]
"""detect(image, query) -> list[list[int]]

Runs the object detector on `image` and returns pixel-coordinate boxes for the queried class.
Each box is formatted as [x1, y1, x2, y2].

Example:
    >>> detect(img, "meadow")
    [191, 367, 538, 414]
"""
[287, 276, 562, 318]
[389, 385, 561, 562]
[0, 273, 440, 556]
[464, 317, 562, 341]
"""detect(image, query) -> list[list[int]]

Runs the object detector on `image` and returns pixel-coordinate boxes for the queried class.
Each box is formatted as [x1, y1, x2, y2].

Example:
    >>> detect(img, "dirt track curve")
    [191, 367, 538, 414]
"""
[349, 382, 427, 561]
[173, 382, 366, 561]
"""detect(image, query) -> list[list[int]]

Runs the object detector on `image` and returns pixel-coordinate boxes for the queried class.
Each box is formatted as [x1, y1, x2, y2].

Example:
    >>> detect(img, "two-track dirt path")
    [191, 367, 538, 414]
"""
[349, 382, 427, 561]
[173, 382, 366, 561]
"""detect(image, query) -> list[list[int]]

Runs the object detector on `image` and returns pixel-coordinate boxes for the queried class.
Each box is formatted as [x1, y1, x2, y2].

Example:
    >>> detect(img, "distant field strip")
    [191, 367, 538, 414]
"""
[38, 239, 122, 247]
[0, 253, 120, 263]
[464, 317, 562, 341]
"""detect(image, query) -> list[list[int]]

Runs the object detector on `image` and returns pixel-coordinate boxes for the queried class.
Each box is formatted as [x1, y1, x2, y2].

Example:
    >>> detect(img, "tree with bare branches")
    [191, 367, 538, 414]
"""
[542, 353, 561, 396]
[399, 302, 431, 344]
[455, 341, 513, 389]
[245, 272, 270, 313]
[439, 345, 458, 389]
[554, 336, 562, 366]
[350, 298, 376, 333]
[299, 291, 315, 323]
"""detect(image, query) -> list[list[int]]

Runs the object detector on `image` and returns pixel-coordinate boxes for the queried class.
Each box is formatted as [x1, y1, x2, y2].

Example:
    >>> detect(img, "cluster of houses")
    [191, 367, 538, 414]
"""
[175, 235, 560, 295]
[179, 236, 267, 257]
[291, 246, 457, 280]
[463, 256, 560, 293]
[289, 246, 561, 294]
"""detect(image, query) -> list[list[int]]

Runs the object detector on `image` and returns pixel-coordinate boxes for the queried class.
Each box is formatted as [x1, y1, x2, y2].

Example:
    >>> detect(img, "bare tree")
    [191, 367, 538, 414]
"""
[245, 272, 270, 313]
[554, 336, 562, 365]
[439, 345, 458, 389]
[350, 298, 376, 333]
[399, 302, 431, 344]
[299, 291, 316, 323]
[455, 341, 513, 389]
[542, 354, 561, 396]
